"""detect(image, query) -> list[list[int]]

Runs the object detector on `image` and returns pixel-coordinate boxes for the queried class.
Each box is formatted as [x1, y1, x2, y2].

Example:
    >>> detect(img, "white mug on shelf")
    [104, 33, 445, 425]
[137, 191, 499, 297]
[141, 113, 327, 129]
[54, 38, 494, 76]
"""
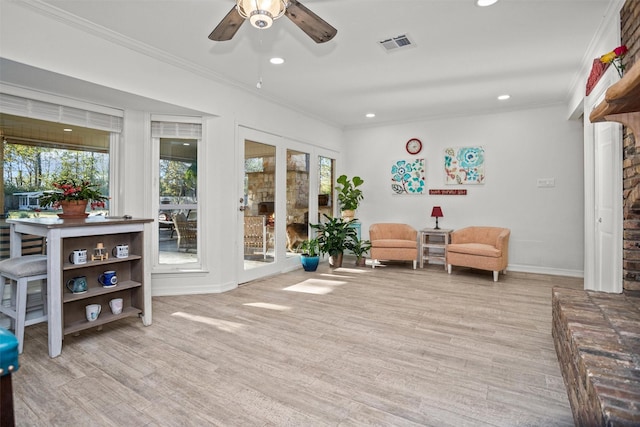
[85, 304, 101, 322]
[109, 298, 123, 315]
[69, 249, 88, 265]
[113, 244, 129, 259]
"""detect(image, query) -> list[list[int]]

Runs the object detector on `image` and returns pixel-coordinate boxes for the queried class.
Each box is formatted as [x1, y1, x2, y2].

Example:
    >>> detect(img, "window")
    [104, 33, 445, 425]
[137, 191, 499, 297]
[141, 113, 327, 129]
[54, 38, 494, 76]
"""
[153, 121, 201, 265]
[1, 113, 111, 220]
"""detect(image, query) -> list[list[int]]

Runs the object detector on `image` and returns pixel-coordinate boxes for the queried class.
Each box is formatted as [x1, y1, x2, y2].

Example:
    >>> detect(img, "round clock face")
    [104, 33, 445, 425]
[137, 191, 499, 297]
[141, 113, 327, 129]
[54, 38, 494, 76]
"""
[406, 138, 422, 155]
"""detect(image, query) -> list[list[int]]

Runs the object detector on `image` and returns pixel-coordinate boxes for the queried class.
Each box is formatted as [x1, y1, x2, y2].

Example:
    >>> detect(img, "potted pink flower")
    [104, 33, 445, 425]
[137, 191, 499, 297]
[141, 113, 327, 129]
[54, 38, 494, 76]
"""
[39, 178, 108, 218]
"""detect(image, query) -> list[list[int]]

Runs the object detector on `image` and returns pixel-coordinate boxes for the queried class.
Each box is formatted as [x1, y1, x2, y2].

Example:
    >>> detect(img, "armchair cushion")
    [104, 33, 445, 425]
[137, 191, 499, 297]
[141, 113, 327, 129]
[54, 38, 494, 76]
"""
[372, 239, 417, 249]
[446, 243, 501, 258]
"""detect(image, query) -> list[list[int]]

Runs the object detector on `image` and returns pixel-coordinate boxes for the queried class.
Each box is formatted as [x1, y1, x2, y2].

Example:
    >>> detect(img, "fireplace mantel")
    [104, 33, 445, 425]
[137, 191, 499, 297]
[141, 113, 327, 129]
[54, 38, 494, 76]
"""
[590, 60, 640, 139]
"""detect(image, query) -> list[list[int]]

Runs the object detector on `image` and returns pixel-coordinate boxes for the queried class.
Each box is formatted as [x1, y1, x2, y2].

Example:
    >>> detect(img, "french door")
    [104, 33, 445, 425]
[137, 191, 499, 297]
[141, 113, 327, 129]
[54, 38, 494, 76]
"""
[237, 127, 319, 284]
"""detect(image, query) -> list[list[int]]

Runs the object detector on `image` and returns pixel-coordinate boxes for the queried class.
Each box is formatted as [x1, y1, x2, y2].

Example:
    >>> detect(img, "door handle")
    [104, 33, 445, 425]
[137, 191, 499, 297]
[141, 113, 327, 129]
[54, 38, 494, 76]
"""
[239, 206, 246, 211]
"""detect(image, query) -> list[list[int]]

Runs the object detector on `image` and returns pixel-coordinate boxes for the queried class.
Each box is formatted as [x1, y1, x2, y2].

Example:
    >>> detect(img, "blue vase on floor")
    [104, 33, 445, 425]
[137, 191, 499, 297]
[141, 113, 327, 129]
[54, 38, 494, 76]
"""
[301, 255, 319, 271]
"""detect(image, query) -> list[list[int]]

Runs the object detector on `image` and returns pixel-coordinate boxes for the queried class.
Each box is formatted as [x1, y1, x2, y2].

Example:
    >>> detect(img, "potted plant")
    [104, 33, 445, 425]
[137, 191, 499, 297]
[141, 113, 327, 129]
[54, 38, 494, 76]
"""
[336, 175, 364, 220]
[39, 178, 108, 218]
[351, 235, 372, 267]
[299, 237, 320, 272]
[311, 214, 358, 268]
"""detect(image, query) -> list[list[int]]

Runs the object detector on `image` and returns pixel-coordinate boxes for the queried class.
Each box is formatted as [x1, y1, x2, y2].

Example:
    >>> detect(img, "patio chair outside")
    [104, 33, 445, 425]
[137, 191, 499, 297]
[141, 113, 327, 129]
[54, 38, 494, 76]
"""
[244, 215, 267, 259]
[172, 213, 197, 252]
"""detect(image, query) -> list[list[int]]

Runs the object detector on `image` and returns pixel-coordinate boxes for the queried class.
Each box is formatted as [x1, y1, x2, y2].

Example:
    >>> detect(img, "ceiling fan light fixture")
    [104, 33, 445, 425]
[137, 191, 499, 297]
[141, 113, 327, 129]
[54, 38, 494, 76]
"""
[249, 10, 273, 29]
[237, 0, 287, 30]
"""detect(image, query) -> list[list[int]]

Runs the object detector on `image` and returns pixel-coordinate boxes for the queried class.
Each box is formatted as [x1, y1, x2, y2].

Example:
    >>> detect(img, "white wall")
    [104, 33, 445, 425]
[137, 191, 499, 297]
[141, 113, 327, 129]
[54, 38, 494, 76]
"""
[344, 105, 585, 277]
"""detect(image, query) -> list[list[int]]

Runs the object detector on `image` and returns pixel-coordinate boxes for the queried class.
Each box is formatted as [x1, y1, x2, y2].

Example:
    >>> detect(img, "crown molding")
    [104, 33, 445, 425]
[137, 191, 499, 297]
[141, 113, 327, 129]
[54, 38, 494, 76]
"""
[18, 0, 238, 88]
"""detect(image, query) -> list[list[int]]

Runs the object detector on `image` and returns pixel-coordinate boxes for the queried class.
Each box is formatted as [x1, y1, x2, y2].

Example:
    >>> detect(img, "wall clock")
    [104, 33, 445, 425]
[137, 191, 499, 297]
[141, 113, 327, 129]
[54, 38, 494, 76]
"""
[406, 138, 422, 155]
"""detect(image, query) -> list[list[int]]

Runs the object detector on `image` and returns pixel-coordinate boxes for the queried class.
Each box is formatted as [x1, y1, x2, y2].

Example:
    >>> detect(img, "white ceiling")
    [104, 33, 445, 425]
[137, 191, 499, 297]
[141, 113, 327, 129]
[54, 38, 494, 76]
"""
[4, 0, 614, 128]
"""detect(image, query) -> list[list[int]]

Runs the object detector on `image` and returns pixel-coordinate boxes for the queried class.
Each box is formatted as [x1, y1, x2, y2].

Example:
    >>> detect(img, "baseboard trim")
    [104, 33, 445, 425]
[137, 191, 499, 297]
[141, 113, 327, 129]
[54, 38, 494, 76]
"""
[507, 264, 584, 278]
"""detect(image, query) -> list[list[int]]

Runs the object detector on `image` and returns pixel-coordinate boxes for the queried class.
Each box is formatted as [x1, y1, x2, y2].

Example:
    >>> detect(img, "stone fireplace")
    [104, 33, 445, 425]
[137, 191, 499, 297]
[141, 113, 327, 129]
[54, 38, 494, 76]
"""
[552, 2, 640, 425]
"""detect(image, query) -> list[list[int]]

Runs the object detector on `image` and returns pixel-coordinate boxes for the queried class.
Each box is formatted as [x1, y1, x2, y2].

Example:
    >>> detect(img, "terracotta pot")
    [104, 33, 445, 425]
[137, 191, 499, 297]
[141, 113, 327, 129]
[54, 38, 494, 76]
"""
[341, 210, 355, 221]
[329, 253, 343, 268]
[58, 200, 89, 218]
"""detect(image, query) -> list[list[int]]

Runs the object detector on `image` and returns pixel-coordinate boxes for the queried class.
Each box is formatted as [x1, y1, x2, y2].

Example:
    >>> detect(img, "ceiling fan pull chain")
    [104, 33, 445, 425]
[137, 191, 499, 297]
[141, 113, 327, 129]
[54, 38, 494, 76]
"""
[257, 37, 264, 89]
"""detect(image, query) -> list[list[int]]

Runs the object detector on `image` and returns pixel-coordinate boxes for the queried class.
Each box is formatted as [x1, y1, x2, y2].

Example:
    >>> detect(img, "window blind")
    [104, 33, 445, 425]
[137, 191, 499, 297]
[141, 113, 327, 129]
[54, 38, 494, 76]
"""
[151, 121, 202, 138]
[0, 93, 123, 133]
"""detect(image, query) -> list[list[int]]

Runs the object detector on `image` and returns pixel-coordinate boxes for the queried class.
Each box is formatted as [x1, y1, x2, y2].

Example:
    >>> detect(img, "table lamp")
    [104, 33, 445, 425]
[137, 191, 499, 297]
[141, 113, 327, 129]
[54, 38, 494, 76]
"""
[431, 206, 443, 230]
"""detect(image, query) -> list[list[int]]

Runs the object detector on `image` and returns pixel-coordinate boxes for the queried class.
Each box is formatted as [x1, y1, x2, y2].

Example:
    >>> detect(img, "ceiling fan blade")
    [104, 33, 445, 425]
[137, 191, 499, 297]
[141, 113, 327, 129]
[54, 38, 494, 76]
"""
[208, 6, 245, 41]
[285, 0, 337, 44]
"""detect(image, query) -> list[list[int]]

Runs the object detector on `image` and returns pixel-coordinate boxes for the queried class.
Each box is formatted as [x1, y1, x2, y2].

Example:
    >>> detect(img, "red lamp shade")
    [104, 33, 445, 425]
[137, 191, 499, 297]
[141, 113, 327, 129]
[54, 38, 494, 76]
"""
[431, 206, 443, 229]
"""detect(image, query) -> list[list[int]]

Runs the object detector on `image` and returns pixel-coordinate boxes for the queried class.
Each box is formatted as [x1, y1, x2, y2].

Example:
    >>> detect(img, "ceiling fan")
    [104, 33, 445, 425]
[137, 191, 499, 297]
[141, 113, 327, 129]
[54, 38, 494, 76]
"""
[209, 0, 337, 44]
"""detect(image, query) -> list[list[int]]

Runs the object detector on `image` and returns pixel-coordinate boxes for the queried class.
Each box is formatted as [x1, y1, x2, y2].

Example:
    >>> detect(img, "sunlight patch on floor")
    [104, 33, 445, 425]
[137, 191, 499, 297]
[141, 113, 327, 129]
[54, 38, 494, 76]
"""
[243, 302, 291, 311]
[171, 311, 246, 332]
[283, 278, 347, 295]
[330, 267, 369, 274]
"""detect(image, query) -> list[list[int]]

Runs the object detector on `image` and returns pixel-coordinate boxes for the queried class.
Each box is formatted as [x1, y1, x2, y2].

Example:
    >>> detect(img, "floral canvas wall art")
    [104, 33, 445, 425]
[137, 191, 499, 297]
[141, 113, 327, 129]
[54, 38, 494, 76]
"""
[391, 159, 425, 194]
[444, 147, 485, 185]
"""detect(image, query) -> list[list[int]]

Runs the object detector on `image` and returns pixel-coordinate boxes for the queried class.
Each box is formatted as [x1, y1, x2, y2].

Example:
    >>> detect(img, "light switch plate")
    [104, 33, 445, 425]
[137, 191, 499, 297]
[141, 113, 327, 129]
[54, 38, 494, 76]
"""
[537, 178, 556, 188]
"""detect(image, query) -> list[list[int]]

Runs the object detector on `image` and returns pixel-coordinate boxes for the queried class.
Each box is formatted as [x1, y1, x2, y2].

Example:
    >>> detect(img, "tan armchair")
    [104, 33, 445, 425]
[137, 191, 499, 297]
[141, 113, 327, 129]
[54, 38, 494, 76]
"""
[446, 226, 510, 281]
[369, 223, 418, 269]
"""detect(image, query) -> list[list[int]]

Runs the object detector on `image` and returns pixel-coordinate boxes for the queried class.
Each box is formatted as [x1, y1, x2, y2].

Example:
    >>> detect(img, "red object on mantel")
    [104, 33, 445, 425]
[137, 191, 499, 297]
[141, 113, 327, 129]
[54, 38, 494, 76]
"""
[586, 58, 611, 96]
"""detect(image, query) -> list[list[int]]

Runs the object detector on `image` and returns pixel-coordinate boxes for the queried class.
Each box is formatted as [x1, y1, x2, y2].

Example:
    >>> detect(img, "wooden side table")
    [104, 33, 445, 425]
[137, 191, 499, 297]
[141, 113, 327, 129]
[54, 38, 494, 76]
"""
[420, 228, 453, 269]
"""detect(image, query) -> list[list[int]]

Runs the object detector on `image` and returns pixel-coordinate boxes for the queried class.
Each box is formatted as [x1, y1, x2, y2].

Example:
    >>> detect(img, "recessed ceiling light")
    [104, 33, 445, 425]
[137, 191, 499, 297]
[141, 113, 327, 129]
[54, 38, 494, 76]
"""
[497, 94, 510, 100]
[63, 128, 72, 132]
[476, 0, 498, 6]
[365, 113, 376, 118]
[270, 57, 285, 65]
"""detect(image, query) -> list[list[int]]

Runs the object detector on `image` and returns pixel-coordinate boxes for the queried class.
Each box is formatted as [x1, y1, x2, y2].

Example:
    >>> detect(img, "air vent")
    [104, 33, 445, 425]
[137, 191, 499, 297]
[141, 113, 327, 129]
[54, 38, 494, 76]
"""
[378, 34, 415, 52]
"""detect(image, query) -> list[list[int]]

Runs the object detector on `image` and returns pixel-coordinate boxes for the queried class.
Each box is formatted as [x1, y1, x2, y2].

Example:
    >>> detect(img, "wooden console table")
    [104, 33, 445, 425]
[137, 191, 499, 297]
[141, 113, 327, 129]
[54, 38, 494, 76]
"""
[7, 216, 153, 357]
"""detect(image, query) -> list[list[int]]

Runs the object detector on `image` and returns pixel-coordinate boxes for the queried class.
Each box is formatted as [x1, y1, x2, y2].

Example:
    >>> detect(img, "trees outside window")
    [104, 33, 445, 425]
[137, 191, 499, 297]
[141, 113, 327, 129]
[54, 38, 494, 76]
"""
[3, 142, 109, 217]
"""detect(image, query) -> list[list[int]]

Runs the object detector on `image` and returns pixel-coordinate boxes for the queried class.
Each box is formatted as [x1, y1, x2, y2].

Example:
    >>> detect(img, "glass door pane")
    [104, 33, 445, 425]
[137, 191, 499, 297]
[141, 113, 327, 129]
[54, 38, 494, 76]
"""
[286, 149, 310, 258]
[244, 140, 276, 269]
[318, 155, 335, 222]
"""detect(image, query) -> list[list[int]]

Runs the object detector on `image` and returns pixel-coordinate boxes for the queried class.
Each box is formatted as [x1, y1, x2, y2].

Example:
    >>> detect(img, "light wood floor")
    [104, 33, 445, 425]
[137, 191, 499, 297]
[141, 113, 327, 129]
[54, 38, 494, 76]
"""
[11, 260, 583, 426]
